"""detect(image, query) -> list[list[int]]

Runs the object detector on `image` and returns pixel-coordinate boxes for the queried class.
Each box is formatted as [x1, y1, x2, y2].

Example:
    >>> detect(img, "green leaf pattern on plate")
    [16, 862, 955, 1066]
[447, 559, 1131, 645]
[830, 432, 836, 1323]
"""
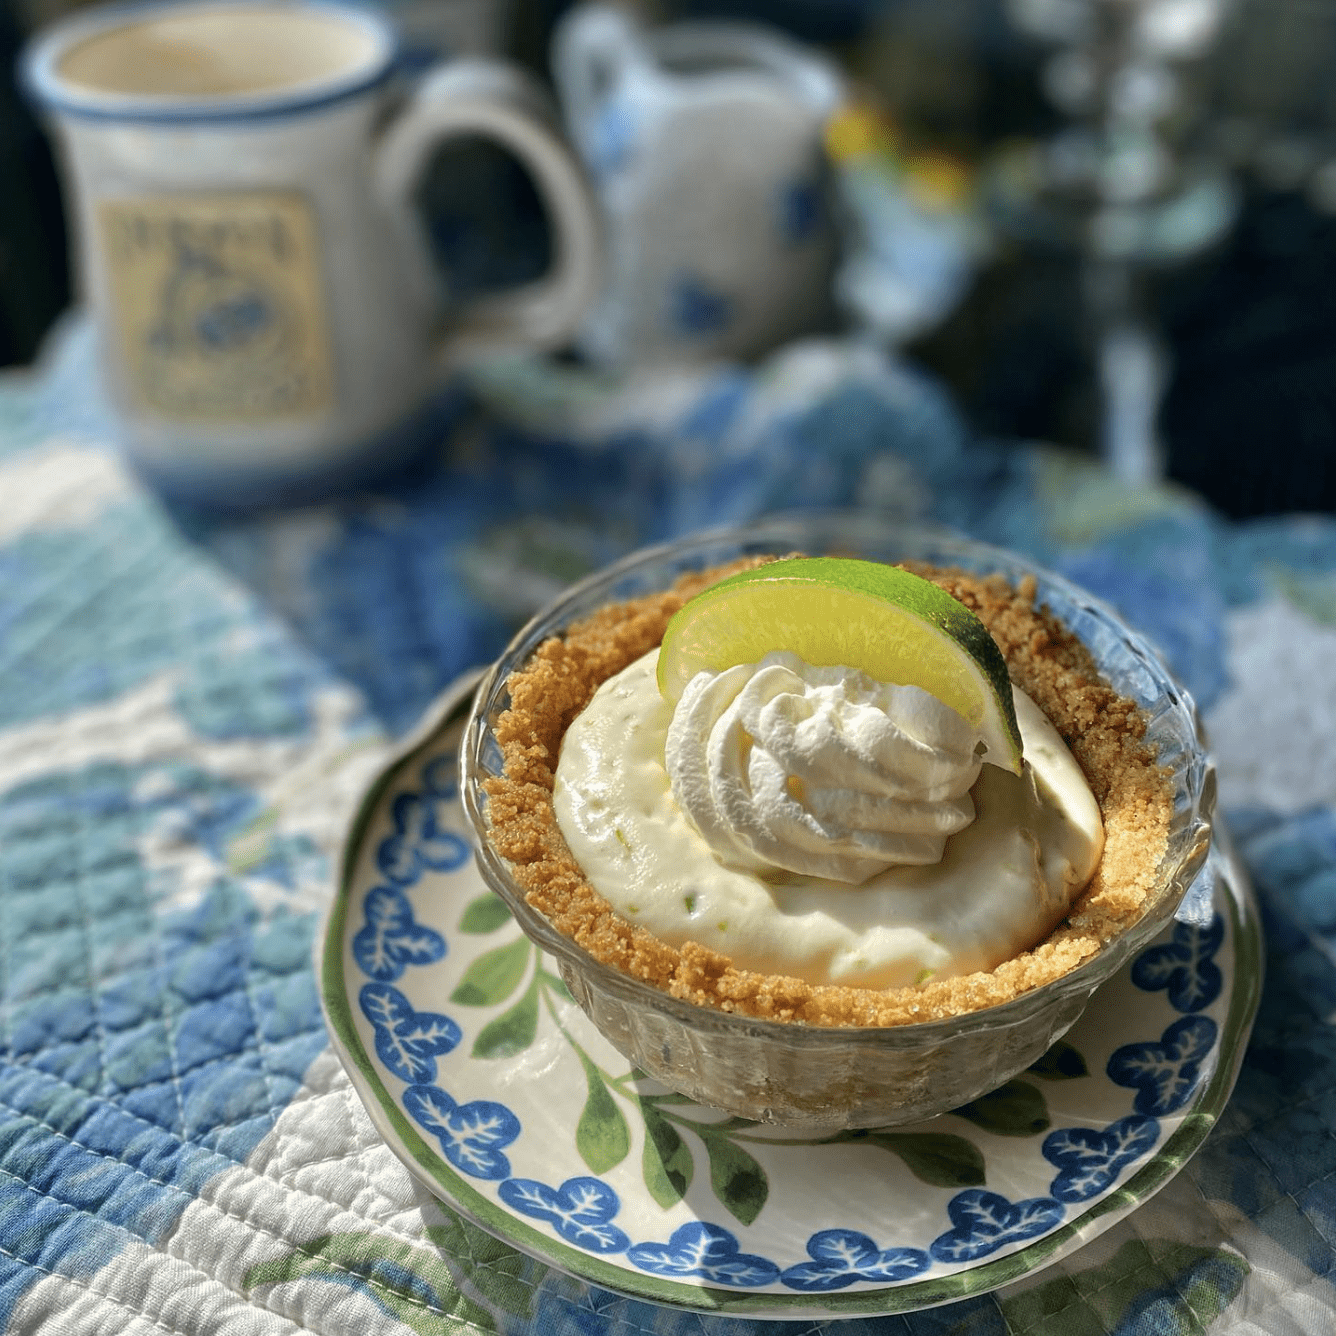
[824, 1130, 988, 1189]
[954, 1080, 1052, 1137]
[700, 1130, 770, 1227]
[443, 872, 799, 1220]
[470, 977, 540, 1059]
[576, 1044, 633, 1173]
[458, 892, 514, 934]
[640, 1102, 695, 1209]
[1028, 1041, 1090, 1081]
[450, 936, 531, 1006]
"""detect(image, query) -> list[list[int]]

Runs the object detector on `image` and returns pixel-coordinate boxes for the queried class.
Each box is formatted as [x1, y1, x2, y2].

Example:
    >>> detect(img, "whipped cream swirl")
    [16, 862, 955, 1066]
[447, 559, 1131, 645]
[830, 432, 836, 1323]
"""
[665, 651, 987, 884]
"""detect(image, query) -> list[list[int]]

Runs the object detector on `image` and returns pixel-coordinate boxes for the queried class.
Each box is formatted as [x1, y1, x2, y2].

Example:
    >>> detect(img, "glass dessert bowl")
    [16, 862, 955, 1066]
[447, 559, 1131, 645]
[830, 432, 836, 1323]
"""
[460, 513, 1214, 1129]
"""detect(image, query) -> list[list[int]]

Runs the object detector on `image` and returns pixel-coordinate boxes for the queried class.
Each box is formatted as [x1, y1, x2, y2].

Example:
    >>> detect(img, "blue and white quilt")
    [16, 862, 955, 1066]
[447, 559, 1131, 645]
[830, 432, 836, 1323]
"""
[2, 319, 1336, 1334]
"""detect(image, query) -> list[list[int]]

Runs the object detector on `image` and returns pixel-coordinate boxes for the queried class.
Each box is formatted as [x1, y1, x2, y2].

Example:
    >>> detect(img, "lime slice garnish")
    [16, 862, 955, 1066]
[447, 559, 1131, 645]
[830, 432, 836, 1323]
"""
[657, 556, 1023, 773]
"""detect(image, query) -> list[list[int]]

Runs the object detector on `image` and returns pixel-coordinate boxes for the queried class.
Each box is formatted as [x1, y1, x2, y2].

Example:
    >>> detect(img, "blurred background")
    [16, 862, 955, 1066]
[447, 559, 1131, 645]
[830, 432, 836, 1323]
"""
[3, 0, 1336, 518]
[5, 16, 1336, 1327]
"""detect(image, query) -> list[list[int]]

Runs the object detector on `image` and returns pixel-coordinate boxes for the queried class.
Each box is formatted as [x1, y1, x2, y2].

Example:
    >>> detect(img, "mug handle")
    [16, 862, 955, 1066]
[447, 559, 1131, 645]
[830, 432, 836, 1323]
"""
[374, 58, 602, 358]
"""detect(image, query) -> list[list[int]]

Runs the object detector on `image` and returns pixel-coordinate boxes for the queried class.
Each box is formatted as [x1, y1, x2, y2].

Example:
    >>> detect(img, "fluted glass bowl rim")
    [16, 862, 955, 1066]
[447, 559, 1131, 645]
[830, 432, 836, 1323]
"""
[460, 511, 1215, 1048]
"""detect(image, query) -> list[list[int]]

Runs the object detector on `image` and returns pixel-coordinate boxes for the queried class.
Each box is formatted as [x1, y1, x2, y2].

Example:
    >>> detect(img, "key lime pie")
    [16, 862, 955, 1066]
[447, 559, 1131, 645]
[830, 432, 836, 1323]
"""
[462, 522, 1211, 1126]
[555, 557, 1108, 996]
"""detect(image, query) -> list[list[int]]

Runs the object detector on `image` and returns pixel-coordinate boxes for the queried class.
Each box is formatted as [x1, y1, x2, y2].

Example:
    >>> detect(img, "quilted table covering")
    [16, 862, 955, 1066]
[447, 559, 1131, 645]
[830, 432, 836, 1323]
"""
[3, 317, 1336, 1335]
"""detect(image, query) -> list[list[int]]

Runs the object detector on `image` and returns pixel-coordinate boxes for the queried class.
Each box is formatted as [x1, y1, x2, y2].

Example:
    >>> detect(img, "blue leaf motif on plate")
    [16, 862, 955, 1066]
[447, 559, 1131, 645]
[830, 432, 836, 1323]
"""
[1108, 1015, 1218, 1116]
[403, 1084, 520, 1180]
[377, 791, 469, 885]
[1131, 914, 1225, 1012]
[929, 1189, 1065, 1264]
[1042, 1114, 1162, 1202]
[628, 1222, 781, 1287]
[780, 1229, 929, 1291]
[352, 886, 446, 982]
[498, 1176, 630, 1254]
[358, 982, 461, 1084]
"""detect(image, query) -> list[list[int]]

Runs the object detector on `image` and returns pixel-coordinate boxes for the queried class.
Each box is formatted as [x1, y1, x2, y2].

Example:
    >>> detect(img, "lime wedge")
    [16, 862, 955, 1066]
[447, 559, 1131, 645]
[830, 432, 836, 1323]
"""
[657, 556, 1023, 773]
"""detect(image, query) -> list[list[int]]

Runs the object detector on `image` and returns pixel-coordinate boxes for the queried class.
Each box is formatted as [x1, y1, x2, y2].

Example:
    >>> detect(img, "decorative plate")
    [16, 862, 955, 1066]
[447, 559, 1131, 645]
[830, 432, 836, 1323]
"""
[320, 677, 1263, 1319]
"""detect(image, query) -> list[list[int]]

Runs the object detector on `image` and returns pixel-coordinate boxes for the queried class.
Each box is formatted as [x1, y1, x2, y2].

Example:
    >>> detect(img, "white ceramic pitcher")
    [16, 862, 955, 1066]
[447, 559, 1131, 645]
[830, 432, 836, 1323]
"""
[552, 2, 845, 369]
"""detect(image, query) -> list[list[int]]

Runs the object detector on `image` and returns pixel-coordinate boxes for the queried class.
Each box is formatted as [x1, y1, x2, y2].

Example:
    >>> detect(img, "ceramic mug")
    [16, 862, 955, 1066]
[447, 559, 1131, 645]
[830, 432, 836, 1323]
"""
[23, 0, 602, 504]
[552, 2, 844, 370]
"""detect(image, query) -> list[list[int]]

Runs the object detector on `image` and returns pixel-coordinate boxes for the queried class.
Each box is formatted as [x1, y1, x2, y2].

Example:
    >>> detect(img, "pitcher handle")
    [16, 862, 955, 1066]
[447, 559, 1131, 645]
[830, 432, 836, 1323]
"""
[551, 2, 643, 150]
[374, 58, 602, 359]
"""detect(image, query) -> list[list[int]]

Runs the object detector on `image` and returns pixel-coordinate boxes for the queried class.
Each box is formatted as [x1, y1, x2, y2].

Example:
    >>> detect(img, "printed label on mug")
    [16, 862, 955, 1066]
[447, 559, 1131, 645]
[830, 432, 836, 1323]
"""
[98, 191, 335, 422]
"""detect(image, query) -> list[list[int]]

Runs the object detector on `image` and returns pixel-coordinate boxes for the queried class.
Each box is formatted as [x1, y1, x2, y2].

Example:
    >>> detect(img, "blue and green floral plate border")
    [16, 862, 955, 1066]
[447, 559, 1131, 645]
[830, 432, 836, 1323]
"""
[319, 676, 1263, 1319]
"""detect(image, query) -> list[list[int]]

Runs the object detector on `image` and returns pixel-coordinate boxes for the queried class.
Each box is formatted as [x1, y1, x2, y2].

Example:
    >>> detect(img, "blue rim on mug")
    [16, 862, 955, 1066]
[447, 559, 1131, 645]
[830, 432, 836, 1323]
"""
[21, 0, 401, 125]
